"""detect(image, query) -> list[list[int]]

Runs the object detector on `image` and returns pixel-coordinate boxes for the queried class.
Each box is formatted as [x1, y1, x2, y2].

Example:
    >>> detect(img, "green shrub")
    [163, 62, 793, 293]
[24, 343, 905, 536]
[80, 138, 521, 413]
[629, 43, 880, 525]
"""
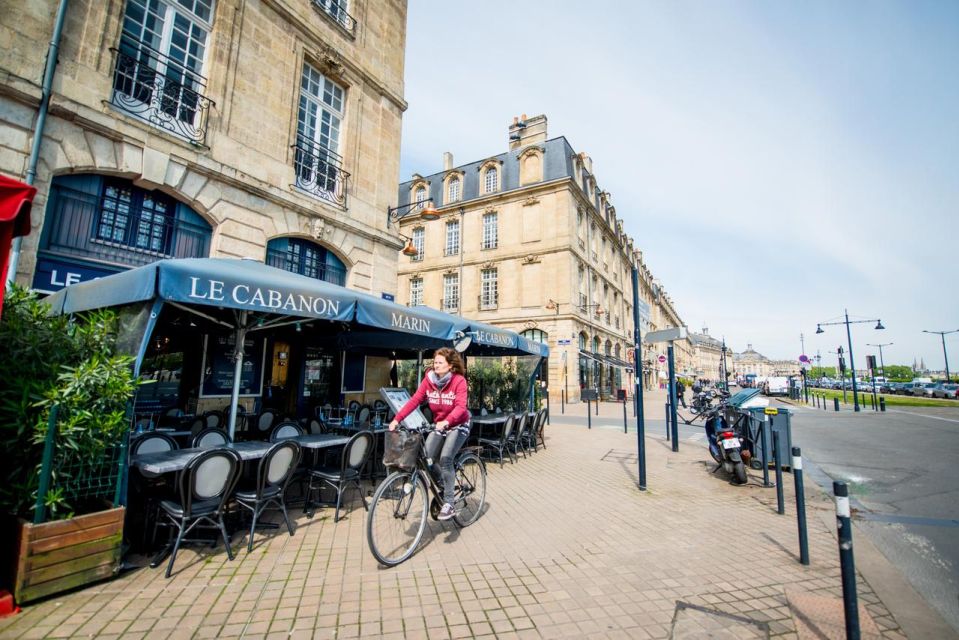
[0, 286, 140, 520]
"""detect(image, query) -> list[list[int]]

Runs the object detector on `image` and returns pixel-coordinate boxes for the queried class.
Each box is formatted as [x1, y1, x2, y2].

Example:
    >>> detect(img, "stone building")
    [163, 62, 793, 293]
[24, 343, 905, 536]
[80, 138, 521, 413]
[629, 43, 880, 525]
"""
[689, 327, 725, 381]
[1, 0, 410, 413]
[733, 344, 773, 378]
[394, 114, 686, 402]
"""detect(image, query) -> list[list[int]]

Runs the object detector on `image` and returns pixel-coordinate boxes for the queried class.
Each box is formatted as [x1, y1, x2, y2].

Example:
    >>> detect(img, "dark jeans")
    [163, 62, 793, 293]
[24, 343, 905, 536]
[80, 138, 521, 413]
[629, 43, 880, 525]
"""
[424, 428, 468, 505]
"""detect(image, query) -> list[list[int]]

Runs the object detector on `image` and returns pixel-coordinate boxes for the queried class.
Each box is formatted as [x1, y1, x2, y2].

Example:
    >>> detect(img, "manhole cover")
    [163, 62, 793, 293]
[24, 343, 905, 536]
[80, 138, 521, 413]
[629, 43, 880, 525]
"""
[670, 601, 770, 639]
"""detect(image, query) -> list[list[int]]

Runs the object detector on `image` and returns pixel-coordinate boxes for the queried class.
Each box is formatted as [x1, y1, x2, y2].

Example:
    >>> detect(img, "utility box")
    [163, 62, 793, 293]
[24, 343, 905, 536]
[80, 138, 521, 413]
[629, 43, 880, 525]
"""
[743, 407, 793, 471]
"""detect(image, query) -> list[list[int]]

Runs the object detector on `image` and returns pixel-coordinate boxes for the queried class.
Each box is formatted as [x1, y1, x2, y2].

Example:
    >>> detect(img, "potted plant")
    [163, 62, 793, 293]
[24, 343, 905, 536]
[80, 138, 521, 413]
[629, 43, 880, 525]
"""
[0, 287, 140, 604]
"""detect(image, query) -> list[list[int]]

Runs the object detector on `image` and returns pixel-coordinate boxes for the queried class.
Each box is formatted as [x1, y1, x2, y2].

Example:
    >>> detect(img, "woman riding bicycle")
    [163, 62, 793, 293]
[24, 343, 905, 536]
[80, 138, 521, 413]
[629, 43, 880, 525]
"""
[389, 347, 470, 521]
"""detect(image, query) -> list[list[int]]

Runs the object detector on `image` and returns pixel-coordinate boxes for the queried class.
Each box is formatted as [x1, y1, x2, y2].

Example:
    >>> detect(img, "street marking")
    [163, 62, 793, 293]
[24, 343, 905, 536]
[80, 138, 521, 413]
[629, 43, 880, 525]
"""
[886, 409, 959, 424]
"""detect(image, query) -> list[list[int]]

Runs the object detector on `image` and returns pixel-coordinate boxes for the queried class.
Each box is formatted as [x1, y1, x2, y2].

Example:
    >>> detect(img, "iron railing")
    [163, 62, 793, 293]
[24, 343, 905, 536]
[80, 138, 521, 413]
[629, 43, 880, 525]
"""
[41, 185, 211, 267]
[266, 247, 347, 286]
[292, 134, 350, 208]
[311, 0, 357, 35]
[110, 44, 214, 145]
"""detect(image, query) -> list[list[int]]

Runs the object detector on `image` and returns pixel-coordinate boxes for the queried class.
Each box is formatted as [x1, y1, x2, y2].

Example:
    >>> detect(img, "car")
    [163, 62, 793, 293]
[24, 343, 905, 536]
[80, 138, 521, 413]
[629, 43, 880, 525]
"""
[933, 383, 959, 399]
[912, 382, 938, 397]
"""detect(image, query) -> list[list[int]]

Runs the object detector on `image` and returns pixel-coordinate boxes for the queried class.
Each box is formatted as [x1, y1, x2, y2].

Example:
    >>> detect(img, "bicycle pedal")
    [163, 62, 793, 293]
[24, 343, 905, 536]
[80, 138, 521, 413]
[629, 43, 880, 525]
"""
[429, 497, 440, 520]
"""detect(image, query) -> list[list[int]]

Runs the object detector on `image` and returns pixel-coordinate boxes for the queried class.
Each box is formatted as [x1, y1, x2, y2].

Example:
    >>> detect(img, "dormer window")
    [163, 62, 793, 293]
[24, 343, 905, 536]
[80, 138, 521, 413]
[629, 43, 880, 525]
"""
[447, 176, 461, 203]
[484, 167, 498, 194]
[414, 186, 427, 209]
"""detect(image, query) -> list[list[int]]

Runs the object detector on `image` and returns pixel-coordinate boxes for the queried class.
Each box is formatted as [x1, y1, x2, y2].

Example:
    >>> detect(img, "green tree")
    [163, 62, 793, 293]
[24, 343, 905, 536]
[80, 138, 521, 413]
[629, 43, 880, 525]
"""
[880, 365, 913, 381]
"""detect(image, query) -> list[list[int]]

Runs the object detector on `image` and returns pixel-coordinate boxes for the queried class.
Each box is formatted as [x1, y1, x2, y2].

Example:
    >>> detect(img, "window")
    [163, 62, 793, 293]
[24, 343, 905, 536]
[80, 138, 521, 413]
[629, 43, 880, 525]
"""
[521, 328, 547, 344]
[409, 278, 423, 306]
[312, 0, 356, 34]
[484, 167, 498, 194]
[294, 62, 348, 206]
[480, 268, 498, 309]
[443, 273, 459, 312]
[445, 219, 460, 256]
[411, 227, 424, 261]
[482, 212, 498, 249]
[447, 177, 461, 203]
[96, 179, 174, 253]
[112, 0, 214, 143]
[266, 237, 346, 285]
[414, 187, 427, 210]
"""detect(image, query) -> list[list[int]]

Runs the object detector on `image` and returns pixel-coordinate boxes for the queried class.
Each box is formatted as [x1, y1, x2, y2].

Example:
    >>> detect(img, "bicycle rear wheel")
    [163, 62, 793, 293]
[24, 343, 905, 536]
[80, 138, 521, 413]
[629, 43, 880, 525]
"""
[367, 471, 428, 566]
[452, 453, 486, 527]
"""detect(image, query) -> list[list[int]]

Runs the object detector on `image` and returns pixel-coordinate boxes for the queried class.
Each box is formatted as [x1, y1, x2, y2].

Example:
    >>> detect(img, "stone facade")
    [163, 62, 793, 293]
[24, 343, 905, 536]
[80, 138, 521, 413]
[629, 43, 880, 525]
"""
[689, 328, 726, 381]
[395, 114, 687, 402]
[1, 0, 408, 296]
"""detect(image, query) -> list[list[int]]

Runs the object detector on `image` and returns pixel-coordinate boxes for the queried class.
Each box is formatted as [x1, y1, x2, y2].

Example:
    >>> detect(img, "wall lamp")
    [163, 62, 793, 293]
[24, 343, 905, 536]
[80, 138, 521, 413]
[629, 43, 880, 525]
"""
[398, 234, 418, 257]
[387, 197, 439, 229]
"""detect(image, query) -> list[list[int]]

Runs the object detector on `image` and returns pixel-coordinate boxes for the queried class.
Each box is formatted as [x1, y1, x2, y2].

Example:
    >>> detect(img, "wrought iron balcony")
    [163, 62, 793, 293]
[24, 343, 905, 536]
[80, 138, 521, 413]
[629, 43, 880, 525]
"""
[312, 0, 357, 36]
[292, 134, 350, 208]
[266, 247, 347, 286]
[110, 44, 214, 146]
[41, 185, 211, 267]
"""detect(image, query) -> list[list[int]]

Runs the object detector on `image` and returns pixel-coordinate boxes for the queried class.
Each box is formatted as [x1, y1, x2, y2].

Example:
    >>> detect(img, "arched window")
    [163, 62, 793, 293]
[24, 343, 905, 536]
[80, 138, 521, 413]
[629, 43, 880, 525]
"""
[447, 176, 461, 203]
[266, 237, 346, 286]
[484, 167, 498, 194]
[521, 329, 547, 344]
[414, 186, 427, 209]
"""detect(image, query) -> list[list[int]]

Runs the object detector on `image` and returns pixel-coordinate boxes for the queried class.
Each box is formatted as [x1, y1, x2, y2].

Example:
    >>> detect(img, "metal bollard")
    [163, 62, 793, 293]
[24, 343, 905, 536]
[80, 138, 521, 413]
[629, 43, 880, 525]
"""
[587, 397, 592, 429]
[834, 397, 840, 412]
[596, 396, 599, 416]
[561, 389, 565, 414]
[622, 396, 627, 433]
[879, 397, 886, 412]
[823, 395, 827, 411]
[759, 415, 770, 487]
[773, 430, 784, 514]
[833, 481, 861, 640]
[665, 403, 671, 441]
[792, 447, 810, 565]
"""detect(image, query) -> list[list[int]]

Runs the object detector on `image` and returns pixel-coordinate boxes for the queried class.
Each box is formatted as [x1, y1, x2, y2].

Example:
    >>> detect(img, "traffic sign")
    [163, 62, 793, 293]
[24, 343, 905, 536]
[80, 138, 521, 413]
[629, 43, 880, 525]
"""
[557, 339, 571, 345]
[799, 354, 810, 363]
[657, 355, 667, 364]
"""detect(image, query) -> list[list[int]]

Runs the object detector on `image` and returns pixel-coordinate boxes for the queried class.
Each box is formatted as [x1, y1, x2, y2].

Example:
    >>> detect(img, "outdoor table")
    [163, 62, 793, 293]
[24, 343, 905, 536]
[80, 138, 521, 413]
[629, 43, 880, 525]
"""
[471, 413, 511, 440]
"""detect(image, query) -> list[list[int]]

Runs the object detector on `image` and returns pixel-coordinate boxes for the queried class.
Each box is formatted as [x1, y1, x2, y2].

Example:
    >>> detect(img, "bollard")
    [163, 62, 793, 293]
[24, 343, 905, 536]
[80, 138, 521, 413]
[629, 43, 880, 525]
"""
[792, 447, 810, 565]
[759, 415, 770, 487]
[834, 397, 840, 412]
[561, 389, 565, 415]
[596, 396, 599, 416]
[773, 430, 785, 514]
[834, 481, 861, 640]
[587, 397, 592, 430]
[623, 396, 628, 433]
[879, 397, 885, 412]
[665, 403, 671, 441]
[823, 395, 827, 411]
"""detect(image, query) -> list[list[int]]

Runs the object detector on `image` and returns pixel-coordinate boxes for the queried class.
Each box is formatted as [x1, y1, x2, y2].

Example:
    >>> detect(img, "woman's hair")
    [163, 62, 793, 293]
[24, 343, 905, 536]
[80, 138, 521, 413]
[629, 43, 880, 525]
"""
[433, 347, 465, 376]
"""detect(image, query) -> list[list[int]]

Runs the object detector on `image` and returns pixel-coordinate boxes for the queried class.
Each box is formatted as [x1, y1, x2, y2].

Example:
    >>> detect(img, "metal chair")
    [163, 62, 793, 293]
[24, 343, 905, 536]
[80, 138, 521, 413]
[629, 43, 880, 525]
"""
[234, 440, 302, 552]
[478, 414, 516, 467]
[270, 421, 304, 441]
[508, 412, 531, 459]
[254, 410, 277, 436]
[304, 431, 374, 522]
[192, 427, 231, 449]
[156, 448, 242, 578]
[131, 432, 178, 456]
[202, 410, 225, 430]
[356, 404, 372, 425]
[532, 409, 547, 451]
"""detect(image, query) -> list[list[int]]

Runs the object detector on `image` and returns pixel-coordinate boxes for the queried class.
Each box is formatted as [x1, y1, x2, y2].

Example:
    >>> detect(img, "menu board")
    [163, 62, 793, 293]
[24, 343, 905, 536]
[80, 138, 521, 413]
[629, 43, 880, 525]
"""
[379, 387, 429, 429]
[200, 334, 266, 397]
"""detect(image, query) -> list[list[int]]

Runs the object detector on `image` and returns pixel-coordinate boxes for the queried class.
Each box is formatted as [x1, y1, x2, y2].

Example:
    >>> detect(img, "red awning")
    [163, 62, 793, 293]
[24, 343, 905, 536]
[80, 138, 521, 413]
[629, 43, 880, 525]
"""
[0, 174, 37, 319]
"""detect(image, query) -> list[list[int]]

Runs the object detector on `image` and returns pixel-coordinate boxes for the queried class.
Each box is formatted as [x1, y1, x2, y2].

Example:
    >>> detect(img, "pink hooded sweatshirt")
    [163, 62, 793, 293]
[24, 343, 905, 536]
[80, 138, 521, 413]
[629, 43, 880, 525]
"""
[395, 372, 470, 429]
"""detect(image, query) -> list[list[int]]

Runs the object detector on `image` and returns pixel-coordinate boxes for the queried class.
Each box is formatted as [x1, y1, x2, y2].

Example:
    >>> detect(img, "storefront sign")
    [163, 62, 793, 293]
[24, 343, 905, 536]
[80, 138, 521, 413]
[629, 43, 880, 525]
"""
[31, 256, 118, 293]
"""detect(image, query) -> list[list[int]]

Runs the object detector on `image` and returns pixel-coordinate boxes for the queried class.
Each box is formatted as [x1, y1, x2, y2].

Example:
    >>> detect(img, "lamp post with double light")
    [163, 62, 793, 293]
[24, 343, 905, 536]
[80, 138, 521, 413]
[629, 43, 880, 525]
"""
[816, 310, 885, 412]
[387, 198, 439, 256]
[922, 329, 958, 382]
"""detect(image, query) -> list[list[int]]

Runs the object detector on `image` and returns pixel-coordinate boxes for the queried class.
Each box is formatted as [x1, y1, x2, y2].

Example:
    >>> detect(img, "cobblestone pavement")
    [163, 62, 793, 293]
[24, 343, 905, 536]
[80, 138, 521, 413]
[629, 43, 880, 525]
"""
[0, 399, 915, 639]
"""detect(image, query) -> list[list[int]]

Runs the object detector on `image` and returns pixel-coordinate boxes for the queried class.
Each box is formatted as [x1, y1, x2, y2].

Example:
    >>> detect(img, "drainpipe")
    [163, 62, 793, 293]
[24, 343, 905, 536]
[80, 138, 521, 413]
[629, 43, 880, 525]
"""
[6, 0, 70, 288]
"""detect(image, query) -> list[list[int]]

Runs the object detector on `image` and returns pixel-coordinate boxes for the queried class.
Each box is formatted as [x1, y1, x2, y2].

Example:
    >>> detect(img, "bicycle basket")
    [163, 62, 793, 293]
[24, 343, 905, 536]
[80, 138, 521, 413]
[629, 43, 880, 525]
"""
[383, 430, 421, 470]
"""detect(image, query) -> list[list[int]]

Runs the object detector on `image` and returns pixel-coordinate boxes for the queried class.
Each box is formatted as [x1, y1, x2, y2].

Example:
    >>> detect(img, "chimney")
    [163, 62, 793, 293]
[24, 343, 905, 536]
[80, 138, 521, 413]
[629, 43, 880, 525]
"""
[508, 113, 548, 150]
[443, 152, 453, 171]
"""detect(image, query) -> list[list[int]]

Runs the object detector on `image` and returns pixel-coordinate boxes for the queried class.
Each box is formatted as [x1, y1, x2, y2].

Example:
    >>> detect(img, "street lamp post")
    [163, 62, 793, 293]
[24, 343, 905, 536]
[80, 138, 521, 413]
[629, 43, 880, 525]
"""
[923, 329, 959, 382]
[816, 310, 885, 412]
[865, 342, 893, 377]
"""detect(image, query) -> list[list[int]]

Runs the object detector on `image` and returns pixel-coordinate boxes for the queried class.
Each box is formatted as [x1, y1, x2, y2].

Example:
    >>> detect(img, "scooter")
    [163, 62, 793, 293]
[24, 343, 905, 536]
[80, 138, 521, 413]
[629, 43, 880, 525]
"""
[693, 386, 748, 484]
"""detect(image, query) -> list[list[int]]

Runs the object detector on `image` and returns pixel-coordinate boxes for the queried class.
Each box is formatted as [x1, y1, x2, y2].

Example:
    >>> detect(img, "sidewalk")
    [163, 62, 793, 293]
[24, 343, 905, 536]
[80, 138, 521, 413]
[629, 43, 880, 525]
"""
[0, 402, 926, 639]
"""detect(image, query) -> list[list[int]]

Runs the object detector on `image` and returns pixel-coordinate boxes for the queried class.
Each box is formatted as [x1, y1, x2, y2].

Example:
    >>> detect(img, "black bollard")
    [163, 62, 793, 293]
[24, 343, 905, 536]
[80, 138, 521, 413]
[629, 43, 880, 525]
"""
[665, 402, 671, 441]
[561, 389, 565, 415]
[622, 396, 627, 433]
[834, 481, 861, 640]
[759, 415, 770, 487]
[587, 397, 592, 430]
[773, 429, 784, 514]
[792, 447, 810, 565]
[595, 396, 599, 416]
[834, 397, 840, 412]
[879, 396, 886, 412]
[823, 395, 827, 411]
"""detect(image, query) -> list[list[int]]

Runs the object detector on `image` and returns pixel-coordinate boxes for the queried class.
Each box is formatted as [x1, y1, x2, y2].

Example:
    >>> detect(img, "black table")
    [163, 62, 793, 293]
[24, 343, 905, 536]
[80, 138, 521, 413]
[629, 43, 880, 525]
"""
[471, 413, 512, 440]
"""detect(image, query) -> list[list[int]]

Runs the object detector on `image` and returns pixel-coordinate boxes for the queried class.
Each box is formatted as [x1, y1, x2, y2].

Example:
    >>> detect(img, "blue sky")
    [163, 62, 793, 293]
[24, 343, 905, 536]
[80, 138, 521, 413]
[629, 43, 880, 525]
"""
[398, 1, 959, 369]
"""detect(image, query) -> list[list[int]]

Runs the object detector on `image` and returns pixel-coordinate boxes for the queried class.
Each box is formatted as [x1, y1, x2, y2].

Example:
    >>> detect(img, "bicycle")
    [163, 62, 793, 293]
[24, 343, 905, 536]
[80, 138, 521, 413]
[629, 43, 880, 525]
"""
[366, 424, 487, 566]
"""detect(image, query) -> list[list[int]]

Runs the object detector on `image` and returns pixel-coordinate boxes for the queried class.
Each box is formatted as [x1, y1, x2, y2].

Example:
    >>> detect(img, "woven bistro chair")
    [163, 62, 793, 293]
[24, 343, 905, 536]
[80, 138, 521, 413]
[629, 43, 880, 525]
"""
[478, 414, 516, 467]
[234, 440, 302, 552]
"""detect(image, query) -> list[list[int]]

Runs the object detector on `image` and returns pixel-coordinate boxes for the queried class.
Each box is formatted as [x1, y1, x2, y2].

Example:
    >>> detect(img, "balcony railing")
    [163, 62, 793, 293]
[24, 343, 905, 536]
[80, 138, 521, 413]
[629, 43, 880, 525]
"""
[41, 186, 211, 267]
[110, 45, 214, 146]
[292, 134, 350, 208]
[311, 0, 357, 36]
[266, 248, 347, 286]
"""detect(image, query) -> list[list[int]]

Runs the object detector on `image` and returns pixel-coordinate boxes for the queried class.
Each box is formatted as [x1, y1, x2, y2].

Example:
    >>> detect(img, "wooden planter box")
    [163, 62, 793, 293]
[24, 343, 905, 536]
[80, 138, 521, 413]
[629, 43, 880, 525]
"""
[9, 507, 124, 604]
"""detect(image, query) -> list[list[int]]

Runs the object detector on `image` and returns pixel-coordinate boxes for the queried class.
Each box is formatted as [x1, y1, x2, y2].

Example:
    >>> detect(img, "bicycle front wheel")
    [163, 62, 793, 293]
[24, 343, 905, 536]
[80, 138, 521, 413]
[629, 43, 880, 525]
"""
[367, 470, 428, 566]
[453, 453, 487, 527]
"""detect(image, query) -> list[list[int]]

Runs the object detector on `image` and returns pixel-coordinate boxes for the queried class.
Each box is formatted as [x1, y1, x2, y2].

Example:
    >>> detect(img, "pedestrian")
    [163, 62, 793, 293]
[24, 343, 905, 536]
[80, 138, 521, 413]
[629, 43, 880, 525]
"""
[676, 379, 687, 408]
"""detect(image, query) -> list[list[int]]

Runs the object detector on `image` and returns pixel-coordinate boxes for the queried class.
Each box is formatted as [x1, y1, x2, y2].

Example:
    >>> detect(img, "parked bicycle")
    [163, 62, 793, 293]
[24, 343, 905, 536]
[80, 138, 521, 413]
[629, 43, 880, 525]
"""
[366, 424, 487, 566]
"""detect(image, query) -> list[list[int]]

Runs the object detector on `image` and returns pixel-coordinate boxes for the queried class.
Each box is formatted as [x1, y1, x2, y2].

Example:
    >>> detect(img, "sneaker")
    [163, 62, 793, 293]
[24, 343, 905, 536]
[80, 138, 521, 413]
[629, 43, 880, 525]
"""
[438, 502, 456, 521]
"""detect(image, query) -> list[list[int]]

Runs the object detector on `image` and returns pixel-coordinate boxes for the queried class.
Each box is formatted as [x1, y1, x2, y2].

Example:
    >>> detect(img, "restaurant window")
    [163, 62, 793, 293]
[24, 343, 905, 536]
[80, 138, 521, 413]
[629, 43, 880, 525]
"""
[482, 212, 497, 249]
[445, 219, 460, 256]
[411, 227, 424, 261]
[409, 277, 423, 307]
[266, 237, 346, 286]
[522, 328, 547, 344]
[112, 0, 214, 143]
[293, 62, 349, 207]
[96, 179, 174, 253]
[443, 273, 459, 313]
[480, 268, 498, 309]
